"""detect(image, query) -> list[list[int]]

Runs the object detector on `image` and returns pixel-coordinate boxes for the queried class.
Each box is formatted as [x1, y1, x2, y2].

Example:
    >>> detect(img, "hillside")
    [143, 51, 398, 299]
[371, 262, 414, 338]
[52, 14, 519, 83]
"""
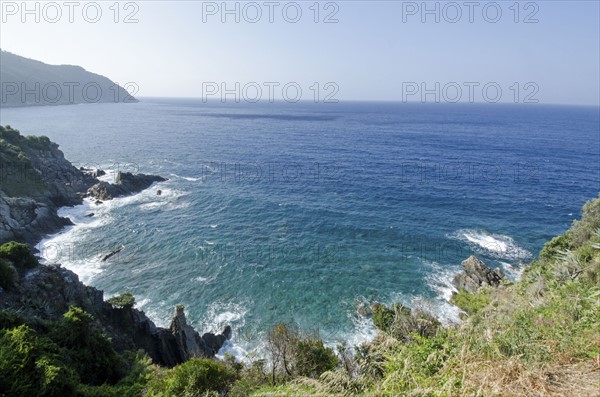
[0, 51, 137, 107]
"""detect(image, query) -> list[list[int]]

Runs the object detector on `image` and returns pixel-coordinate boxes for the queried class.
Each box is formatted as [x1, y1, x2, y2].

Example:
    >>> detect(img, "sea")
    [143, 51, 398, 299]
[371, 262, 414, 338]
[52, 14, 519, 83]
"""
[1, 99, 598, 359]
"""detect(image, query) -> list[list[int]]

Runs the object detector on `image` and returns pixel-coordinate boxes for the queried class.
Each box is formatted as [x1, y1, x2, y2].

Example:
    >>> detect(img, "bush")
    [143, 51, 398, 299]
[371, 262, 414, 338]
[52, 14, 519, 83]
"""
[540, 233, 572, 262]
[0, 325, 78, 397]
[77, 351, 153, 397]
[293, 338, 338, 378]
[107, 292, 136, 309]
[230, 359, 268, 397]
[25, 135, 53, 151]
[50, 306, 123, 386]
[0, 241, 39, 269]
[372, 304, 394, 333]
[145, 358, 236, 397]
[0, 258, 17, 289]
[0, 310, 26, 330]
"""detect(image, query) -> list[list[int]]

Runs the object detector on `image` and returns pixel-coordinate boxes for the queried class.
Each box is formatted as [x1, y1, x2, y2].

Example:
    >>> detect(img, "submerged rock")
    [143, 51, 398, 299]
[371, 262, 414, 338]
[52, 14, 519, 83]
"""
[101, 246, 124, 262]
[452, 256, 505, 293]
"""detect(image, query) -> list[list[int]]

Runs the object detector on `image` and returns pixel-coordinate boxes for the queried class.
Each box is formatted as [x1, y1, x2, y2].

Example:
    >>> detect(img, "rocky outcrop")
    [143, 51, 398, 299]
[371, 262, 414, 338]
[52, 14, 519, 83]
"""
[452, 256, 505, 293]
[0, 126, 165, 247]
[170, 306, 232, 360]
[0, 263, 230, 367]
[87, 172, 166, 201]
[0, 130, 92, 245]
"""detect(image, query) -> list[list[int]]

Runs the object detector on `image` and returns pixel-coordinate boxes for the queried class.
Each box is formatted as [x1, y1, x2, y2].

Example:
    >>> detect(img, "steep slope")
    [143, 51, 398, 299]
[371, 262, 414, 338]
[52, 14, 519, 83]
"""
[0, 50, 137, 107]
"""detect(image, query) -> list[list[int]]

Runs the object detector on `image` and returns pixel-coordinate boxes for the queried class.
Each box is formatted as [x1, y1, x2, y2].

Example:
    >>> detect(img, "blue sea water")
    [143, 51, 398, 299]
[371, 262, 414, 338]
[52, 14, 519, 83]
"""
[1, 99, 598, 356]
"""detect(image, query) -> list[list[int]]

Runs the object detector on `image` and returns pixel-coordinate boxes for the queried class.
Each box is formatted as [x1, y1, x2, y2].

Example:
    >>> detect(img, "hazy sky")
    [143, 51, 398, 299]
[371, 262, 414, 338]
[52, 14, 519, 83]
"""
[1, 0, 599, 105]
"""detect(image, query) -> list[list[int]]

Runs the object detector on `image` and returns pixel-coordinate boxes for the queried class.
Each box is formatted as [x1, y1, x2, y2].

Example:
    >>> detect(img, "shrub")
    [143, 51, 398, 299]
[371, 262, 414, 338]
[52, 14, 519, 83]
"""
[293, 338, 338, 378]
[0, 258, 17, 289]
[0, 241, 39, 269]
[107, 292, 136, 309]
[25, 135, 53, 151]
[0, 310, 26, 330]
[0, 325, 78, 397]
[50, 306, 123, 386]
[145, 358, 236, 397]
[372, 304, 395, 333]
[540, 233, 572, 262]
[230, 359, 268, 397]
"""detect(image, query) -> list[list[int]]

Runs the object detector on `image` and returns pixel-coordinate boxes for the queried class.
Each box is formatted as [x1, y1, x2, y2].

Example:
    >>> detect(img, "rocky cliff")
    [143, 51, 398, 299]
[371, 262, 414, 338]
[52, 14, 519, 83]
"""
[0, 125, 163, 246]
[0, 125, 229, 366]
[0, 263, 230, 366]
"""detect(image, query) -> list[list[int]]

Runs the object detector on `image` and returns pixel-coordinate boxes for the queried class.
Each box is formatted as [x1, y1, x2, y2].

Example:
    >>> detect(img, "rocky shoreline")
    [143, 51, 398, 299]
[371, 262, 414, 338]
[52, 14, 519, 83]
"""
[0, 126, 230, 365]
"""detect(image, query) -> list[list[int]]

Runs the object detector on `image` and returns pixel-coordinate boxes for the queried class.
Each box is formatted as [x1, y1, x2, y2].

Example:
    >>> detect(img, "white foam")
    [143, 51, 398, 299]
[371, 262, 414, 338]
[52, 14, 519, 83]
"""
[451, 229, 532, 261]
[135, 297, 152, 311]
[170, 173, 202, 182]
[418, 261, 462, 324]
[37, 180, 172, 283]
[336, 312, 377, 348]
[499, 261, 525, 280]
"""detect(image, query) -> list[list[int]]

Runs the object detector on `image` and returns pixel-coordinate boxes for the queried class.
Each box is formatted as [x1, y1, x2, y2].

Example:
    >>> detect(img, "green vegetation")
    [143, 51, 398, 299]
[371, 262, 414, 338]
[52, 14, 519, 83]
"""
[0, 241, 39, 269]
[0, 125, 49, 197]
[107, 292, 136, 309]
[0, 258, 17, 290]
[0, 242, 39, 289]
[450, 288, 490, 316]
[146, 358, 236, 397]
[0, 195, 599, 396]
[0, 306, 124, 396]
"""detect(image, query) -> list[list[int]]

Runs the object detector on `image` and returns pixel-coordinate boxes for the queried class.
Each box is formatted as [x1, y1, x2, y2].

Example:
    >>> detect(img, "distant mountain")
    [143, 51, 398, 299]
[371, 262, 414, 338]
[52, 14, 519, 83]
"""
[0, 50, 137, 107]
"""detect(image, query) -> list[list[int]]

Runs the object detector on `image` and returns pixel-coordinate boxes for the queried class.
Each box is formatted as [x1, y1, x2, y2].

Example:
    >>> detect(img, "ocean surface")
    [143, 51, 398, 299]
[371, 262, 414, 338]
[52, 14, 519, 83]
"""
[1, 99, 598, 358]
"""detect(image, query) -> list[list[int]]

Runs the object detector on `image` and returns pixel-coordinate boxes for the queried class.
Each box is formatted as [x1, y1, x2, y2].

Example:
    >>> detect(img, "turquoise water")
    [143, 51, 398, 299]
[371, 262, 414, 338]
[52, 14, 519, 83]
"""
[1, 99, 598, 356]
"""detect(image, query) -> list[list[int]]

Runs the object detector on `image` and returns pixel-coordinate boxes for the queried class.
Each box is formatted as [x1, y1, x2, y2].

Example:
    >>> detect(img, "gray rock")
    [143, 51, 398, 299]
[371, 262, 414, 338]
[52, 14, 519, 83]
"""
[452, 256, 505, 293]
[0, 264, 230, 367]
[87, 172, 166, 201]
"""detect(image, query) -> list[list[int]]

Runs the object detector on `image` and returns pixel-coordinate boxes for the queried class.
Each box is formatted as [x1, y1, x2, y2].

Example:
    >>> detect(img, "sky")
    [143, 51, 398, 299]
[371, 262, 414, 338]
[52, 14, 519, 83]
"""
[1, 0, 599, 105]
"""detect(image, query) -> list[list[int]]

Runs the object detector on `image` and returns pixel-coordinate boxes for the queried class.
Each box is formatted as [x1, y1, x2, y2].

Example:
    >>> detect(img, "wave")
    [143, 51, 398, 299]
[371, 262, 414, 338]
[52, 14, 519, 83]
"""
[37, 181, 172, 283]
[450, 229, 532, 261]
[422, 261, 462, 324]
[170, 173, 202, 182]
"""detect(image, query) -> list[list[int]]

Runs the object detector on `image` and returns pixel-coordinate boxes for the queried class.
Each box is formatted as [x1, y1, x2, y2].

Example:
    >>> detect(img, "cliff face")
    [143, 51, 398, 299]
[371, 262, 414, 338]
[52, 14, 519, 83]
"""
[0, 126, 229, 366]
[0, 125, 165, 246]
[0, 263, 230, 366]
[0, 126, 95, 244]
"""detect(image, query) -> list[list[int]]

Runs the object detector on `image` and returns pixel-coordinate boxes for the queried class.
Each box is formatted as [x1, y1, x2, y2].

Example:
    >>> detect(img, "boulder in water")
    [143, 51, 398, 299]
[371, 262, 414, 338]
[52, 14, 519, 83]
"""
[452, 256, 505, 293]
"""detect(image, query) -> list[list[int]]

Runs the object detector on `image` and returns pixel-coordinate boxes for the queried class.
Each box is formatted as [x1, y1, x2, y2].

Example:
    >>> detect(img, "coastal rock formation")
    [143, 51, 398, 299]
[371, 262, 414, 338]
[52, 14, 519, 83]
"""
[0, 126, 165, 246]
[170, 305, 232, 360]
[1, 127, 227, 367]
[0, 263, 230, 367]
[87, 172, 166, 201]
[452, 256, 505, 293]
[0, 127, 94, 245]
